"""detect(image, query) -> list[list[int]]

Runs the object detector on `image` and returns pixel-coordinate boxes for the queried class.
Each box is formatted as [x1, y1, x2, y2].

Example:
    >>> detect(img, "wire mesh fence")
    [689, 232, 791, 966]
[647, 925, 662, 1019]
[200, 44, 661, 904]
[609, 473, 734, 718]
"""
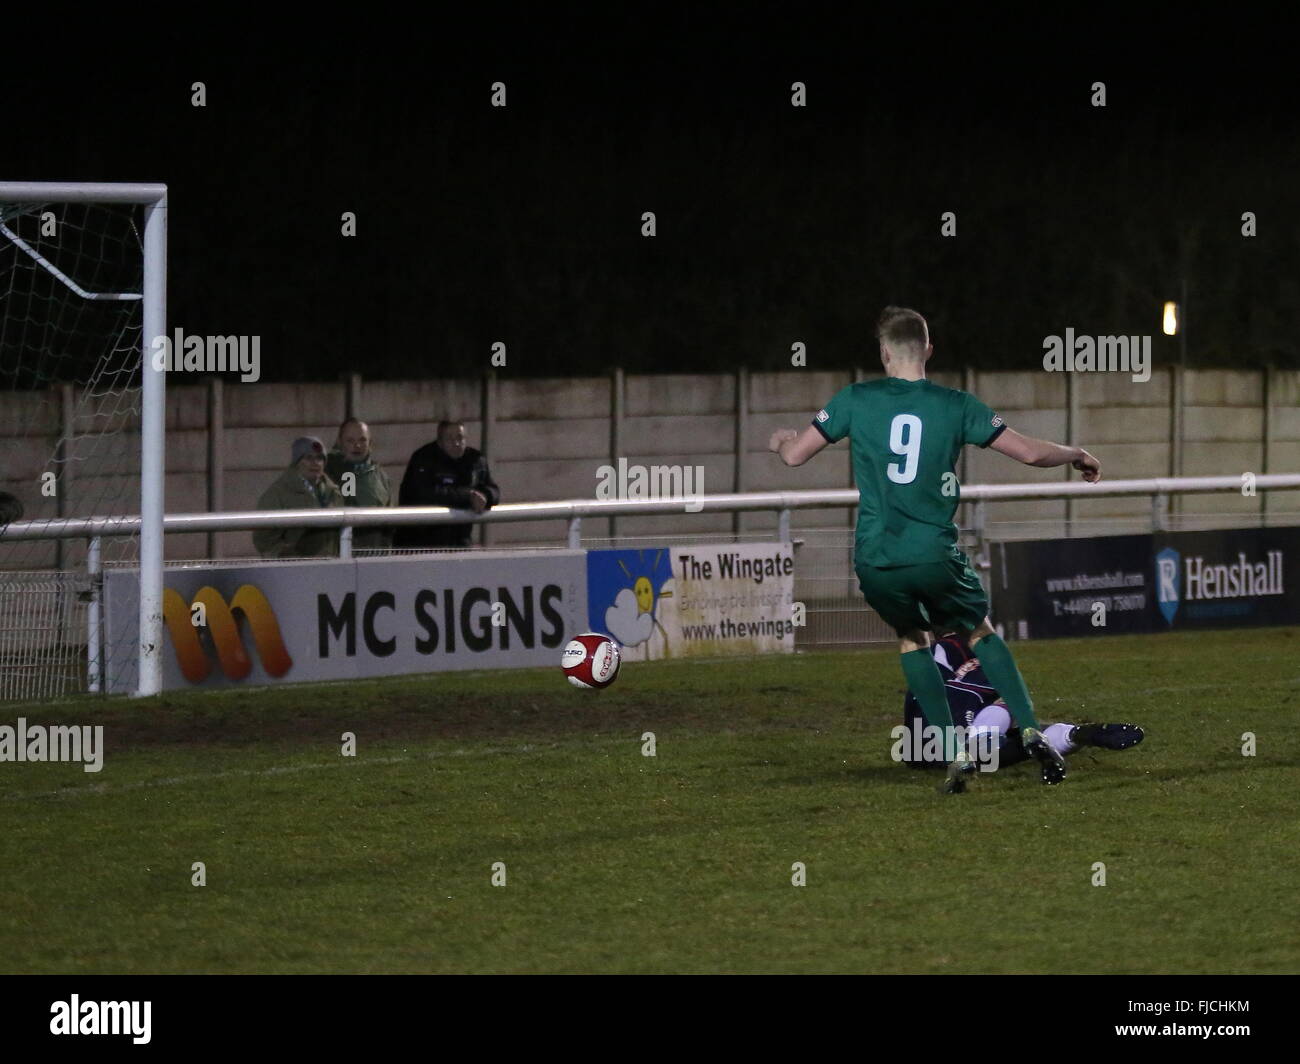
[0, 571, 91, 702]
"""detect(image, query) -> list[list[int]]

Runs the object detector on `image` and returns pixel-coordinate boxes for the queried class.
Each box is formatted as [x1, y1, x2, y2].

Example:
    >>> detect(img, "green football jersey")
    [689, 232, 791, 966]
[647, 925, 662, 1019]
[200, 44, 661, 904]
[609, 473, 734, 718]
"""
[812, 378, 1007, 567]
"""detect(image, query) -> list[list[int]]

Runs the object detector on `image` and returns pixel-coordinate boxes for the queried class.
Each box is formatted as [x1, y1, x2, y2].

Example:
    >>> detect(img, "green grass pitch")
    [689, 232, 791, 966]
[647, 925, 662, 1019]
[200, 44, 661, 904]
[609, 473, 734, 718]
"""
[2, 627, 1298, 974]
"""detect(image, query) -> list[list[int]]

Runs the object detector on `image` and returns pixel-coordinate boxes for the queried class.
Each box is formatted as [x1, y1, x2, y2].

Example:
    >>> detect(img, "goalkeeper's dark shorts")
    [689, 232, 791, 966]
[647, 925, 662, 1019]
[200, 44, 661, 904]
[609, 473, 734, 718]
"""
[855, 552, 989, 635]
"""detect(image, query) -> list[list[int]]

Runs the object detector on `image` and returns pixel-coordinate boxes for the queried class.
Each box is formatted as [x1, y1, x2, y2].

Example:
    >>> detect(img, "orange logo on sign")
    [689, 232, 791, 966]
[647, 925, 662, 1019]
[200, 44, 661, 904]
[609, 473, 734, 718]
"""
[162, 585, 293, 683]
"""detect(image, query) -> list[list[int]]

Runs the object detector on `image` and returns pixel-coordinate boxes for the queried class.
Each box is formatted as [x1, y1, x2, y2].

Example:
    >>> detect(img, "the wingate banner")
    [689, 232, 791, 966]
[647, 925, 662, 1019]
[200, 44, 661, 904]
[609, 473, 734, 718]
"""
[585, 543, 797, 661]
[103, 552, 588, 692]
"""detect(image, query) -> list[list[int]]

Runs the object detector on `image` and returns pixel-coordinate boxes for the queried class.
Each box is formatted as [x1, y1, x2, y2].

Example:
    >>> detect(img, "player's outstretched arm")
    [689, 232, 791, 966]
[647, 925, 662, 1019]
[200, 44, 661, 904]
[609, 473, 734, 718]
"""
[990, 427, 1101, 483]
[769, 426, 829, 467]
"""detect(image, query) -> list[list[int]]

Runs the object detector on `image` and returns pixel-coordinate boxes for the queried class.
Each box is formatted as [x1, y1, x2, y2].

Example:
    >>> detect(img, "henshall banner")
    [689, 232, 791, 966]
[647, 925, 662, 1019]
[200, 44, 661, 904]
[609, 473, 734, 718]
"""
[992, 526, 1299, 639]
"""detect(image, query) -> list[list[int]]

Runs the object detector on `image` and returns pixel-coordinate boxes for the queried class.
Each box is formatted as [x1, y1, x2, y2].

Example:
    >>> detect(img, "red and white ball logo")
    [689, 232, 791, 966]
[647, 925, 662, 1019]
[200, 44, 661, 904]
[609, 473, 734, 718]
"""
[562, 632, 621, 689]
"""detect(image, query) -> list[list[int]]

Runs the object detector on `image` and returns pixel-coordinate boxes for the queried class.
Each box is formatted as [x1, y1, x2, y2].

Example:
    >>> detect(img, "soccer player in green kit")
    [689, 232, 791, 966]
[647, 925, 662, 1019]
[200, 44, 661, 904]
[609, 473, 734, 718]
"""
[769, 306, 1102, 795]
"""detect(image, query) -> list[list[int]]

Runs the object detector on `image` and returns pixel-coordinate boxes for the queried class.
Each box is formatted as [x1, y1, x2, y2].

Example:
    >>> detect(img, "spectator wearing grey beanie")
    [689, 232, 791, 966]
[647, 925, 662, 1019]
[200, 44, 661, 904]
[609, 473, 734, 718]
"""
[253, 436, 344, 558]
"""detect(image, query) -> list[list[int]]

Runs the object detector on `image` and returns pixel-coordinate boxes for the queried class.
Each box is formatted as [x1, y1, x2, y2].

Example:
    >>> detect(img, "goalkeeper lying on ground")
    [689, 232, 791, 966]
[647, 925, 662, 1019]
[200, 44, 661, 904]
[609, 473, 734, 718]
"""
[896, 634, 1144, 776]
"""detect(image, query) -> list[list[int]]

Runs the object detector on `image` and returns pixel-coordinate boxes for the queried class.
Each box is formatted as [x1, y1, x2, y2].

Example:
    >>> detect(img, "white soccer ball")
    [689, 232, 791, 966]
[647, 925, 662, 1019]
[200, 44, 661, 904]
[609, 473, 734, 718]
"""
[561, 632, 621, 689]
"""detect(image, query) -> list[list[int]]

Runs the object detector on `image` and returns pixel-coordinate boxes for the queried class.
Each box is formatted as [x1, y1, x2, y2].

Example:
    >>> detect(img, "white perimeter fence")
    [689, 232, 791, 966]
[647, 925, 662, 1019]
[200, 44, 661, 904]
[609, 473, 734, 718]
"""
[2, 474, 1299, 700]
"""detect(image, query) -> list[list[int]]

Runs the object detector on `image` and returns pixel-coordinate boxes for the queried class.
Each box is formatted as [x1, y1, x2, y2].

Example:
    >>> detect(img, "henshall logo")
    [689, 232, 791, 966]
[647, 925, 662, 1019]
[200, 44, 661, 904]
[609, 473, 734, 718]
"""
[1185, 550, 1283, 600]
[1156, 545, 1285, 626]
[1156, 548, 1180, 625]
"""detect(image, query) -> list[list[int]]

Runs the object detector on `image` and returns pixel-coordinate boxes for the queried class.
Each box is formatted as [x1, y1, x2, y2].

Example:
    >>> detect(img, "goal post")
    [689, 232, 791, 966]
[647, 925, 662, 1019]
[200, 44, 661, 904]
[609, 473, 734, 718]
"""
[0, 181, 167, 698]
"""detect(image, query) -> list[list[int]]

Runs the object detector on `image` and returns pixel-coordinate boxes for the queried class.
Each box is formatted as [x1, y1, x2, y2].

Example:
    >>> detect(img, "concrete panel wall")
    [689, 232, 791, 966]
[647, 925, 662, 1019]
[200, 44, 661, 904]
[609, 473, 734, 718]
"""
[3, 369, 1299, 566]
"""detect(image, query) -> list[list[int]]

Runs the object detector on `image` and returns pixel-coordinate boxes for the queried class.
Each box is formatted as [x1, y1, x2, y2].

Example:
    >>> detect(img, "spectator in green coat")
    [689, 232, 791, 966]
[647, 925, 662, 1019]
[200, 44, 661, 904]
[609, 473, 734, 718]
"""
[253, 436, 344, 558]
[325, 417, 395, 552]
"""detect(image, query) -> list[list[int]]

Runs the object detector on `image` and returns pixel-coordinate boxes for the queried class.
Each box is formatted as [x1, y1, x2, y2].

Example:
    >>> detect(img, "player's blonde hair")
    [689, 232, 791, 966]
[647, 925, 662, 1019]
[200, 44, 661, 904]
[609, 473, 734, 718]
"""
[876, 306, 929, 358]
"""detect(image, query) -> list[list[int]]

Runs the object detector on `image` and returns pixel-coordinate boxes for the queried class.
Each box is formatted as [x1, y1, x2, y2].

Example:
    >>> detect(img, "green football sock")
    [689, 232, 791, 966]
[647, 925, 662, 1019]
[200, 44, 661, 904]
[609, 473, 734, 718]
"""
[972, 632, 1040, 732]
[900, 649, 959, 761]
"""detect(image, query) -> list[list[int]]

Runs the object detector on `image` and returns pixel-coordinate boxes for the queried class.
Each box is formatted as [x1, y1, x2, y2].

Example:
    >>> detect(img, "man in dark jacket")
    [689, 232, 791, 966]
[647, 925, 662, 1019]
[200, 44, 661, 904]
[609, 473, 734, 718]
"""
[395, 420, 500, 548]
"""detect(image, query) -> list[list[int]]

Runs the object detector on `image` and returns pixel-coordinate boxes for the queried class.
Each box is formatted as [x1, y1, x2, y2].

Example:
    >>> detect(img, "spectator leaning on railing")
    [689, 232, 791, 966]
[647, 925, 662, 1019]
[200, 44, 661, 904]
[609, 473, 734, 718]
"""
[395, 419, 500, 548]
[253, 436, 344, 559]
[325, 417, 394, 551]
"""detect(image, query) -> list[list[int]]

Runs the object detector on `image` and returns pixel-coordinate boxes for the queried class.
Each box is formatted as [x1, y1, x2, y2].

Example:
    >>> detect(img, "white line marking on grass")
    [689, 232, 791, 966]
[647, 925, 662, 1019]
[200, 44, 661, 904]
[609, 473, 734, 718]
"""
[3, 737, 631, 803]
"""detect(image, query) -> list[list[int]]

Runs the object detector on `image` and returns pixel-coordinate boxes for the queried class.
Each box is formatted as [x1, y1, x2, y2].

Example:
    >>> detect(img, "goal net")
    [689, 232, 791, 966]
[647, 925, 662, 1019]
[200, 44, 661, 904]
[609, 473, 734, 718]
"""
[0, 183, 166, 702]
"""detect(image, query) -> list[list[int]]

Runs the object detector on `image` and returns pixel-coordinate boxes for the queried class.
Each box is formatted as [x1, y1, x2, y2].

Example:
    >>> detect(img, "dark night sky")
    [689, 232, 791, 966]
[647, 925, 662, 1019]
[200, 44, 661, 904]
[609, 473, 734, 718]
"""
[4, 9, 1297, 379]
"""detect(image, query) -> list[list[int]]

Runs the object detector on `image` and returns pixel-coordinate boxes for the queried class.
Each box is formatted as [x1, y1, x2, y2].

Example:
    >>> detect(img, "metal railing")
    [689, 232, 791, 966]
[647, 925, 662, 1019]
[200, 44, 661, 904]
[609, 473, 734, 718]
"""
[2, 474, 1298, 698]
[5, 474, 1299, 552]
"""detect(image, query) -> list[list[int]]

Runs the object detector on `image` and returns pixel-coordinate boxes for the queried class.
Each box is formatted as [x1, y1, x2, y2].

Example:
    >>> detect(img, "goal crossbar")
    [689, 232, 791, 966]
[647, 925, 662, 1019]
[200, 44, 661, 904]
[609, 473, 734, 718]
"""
[0, 182, 166, 204]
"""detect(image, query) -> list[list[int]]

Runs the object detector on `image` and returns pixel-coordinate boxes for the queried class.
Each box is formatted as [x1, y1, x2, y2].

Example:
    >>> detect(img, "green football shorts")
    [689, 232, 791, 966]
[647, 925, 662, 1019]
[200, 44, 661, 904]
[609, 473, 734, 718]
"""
[854, 552, 990, 635]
